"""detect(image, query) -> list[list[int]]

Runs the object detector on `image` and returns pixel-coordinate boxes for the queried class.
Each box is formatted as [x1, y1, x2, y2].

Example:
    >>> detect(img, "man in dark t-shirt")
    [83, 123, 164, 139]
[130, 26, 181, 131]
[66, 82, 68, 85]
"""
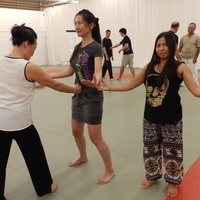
[102, 30, 114, 79]
[111, 28, 135, 80]
[169, 21, 181, 61]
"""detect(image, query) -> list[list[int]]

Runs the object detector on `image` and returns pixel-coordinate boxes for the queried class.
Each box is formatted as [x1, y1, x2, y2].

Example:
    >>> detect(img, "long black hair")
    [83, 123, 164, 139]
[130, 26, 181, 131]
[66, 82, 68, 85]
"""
[145, 31, 177, 88]
[69, 9, 101, 64]
[11, 23, 37, 46]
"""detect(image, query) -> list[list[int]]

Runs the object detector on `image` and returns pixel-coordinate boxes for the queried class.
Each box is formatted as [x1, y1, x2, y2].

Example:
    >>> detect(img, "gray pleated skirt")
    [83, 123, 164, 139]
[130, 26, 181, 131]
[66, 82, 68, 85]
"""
[72, 87, 103, 125]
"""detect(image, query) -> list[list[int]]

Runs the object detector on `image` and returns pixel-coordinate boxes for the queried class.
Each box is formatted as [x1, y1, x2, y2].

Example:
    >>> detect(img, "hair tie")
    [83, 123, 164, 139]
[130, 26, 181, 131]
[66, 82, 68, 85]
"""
[95, 18, 99, 25]
[20, 23, 26, 30]
[12, 23, 26, 29]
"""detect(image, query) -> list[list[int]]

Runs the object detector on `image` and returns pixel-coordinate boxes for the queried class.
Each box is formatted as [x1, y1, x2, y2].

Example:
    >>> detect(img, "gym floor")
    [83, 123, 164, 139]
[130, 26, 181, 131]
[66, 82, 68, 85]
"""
[5, 66, 200, 200]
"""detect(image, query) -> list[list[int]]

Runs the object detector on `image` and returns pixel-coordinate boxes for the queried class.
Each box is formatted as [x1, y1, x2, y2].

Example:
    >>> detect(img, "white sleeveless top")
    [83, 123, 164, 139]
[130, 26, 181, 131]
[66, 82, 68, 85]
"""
[0, 56, 35, 131]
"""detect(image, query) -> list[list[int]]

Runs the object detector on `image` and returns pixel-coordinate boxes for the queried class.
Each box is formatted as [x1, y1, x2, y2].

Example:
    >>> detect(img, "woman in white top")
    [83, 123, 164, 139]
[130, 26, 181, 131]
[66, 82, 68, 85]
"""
[0, 24, 81, 200]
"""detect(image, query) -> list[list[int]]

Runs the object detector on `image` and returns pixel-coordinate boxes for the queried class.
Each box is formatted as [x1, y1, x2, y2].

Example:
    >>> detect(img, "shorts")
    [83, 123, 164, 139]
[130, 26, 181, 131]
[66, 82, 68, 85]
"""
[72, 87, 103, 125]
[121, 53, 134, 67]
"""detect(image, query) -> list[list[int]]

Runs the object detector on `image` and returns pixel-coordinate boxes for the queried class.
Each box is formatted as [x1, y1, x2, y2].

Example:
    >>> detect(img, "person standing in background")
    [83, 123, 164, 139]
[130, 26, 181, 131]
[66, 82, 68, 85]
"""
[102, 29, 114, 79]
[179, 22, 200, 84]
[111, 28, 135, 80]
[169, 21, 181, 61]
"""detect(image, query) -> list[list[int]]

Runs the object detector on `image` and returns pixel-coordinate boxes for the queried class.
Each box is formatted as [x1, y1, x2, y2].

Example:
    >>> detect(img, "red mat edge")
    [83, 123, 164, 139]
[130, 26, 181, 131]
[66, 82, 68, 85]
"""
[165, 156, 200, 200]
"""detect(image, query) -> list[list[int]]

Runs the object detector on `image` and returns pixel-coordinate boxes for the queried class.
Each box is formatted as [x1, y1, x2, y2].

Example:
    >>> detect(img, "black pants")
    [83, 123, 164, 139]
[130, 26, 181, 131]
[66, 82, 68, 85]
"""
[0, 125, 53, 199]
[102, 57, 113, 79]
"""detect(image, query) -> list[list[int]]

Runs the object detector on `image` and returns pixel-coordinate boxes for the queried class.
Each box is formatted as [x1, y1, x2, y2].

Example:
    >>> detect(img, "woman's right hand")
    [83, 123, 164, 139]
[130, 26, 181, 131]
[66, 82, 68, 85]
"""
[74, 83, 82, 94]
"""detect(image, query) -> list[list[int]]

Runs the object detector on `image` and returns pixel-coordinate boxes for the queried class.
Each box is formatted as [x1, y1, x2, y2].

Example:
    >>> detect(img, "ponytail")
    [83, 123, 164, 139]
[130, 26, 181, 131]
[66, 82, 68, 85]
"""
[92, 18, 101, 44]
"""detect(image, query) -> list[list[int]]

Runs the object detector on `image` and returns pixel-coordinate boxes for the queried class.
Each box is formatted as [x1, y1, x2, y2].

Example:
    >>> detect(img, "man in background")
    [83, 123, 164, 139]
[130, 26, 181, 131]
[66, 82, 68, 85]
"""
[111, 28, 134, 80]
[102, 29, 114, 79]
[169, 21, 181, 61]
[179, 22, 200, 84]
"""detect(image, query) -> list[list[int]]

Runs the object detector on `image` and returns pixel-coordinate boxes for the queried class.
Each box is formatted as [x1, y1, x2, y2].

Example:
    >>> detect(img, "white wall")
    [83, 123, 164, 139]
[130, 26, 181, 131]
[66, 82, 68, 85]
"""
[44, 0, 200, 69]
[0, 8, 48, 66]
[1, 1, 200, 69]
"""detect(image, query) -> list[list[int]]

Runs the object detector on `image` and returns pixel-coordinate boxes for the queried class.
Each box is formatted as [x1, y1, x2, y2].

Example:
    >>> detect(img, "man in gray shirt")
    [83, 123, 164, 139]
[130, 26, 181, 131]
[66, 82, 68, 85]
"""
[179, 23, 200, 84]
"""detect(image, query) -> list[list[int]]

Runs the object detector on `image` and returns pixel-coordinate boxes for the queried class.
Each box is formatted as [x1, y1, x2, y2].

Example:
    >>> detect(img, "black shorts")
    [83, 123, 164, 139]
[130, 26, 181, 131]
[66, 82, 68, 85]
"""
[72, 88, 103, 125]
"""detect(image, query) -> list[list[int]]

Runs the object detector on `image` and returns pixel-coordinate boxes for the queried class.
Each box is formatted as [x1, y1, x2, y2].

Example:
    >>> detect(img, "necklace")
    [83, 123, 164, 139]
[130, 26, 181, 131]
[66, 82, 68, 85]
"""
[156, 64, 164, 73]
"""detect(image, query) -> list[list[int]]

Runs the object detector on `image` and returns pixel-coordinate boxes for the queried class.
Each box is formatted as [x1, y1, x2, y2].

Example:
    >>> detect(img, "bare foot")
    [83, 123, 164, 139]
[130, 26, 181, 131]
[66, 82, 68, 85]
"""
[141, 179, 157, 189]
[166, 184, 178, 197]
[117, 77, 121, 80]
[41, 182, 58, 197]
[68, 157, 88, 167]
[96, 169, 115, 184]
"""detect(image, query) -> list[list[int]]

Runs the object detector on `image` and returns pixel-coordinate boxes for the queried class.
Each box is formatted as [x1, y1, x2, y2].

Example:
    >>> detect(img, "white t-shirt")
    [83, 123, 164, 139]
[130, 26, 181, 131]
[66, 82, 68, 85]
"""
[0, 56, 35, 131]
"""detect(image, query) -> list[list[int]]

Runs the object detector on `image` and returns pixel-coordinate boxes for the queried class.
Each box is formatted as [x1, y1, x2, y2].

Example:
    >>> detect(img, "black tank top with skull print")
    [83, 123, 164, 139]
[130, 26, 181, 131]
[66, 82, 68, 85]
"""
[144, 61, 183, 124]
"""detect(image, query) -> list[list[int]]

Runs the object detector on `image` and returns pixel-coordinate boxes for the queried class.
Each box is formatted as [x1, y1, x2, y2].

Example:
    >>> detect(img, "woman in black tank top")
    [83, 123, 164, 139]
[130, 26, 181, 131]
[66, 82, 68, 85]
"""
[98, 31, 200, 197]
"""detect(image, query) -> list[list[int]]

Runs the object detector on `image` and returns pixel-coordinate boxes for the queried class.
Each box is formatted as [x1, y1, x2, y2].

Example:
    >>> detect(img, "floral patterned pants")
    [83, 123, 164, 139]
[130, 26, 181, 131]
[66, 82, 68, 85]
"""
[143, 119, 184, 185]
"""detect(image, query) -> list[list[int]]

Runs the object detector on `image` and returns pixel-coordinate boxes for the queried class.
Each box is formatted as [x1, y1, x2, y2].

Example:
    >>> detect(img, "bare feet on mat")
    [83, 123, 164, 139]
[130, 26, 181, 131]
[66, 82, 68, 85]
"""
[166, 184, 178, 197]
[68, 157, 88, 167]
[117, 77, 121, 80]
[141, 179, 157, 189]
[96, 169, 116, 184]
[41, 182, 58, 197]
[51, 183, 58, 192]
